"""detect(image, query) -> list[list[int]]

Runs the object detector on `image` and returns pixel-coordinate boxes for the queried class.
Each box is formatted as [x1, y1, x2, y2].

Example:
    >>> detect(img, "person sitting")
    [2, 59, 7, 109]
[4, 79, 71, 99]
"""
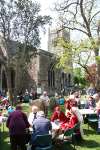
[64, 95, 78, 116]
[51, 106, 68, 124]
[1, 97, 10, 109]
[50, 106, 69, 139]
[96, 97, 100, 113]
[95, 94, 100, 113]
[17, 91, 23, 103]
[28, 105, 39, 127]
[55, 107, 83, 140]
[93, 93, 100, 109]
[31, 111, 52, 149]
[86, 85, 96, 96]
[6, 105, 30, 150]
[85, 96, 96, 109]
[24, 89, 30, 103]
[61, 107, 79, 131]
[7, 105, 14, 115]
[96, 101, 100, 133]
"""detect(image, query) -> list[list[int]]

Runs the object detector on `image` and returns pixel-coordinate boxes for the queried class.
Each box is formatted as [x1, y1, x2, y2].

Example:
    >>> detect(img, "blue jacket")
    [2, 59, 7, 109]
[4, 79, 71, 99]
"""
[31, 116, 52, 143]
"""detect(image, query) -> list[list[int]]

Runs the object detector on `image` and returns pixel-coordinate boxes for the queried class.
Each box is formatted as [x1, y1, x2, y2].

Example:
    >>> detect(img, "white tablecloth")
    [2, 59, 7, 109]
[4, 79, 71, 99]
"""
[79, 109, 96, 115]
[51, 121, 61, 130]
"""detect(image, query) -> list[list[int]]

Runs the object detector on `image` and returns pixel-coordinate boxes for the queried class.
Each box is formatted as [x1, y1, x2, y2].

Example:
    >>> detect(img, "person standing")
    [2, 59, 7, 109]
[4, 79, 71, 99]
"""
[40, 91, 50, 117]
[6, 105, 30, 150]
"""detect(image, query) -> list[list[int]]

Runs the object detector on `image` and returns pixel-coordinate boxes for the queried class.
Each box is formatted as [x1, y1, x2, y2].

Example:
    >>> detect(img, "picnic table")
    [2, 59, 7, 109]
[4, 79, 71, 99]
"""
[79, 109, 96, 115]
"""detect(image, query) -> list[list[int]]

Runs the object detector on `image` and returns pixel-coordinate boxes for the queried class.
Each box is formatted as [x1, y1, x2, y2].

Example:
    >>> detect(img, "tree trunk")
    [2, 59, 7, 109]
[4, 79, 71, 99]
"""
[95, 60, 100, 91]
[14, 59, 26, 96]
[94, 47, 100, 92]
[14, 62, 21, 96]
[14, 44, 27, 96]
[6, 66, 13, 105]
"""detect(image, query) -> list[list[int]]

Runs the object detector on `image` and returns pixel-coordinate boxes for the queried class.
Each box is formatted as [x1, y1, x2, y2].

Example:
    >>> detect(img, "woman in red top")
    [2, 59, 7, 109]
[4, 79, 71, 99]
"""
[51, 106, 69, 138]
[60, 107, 79, 131]
[64, 98, 77, 111]
[51, 106, 68, 123]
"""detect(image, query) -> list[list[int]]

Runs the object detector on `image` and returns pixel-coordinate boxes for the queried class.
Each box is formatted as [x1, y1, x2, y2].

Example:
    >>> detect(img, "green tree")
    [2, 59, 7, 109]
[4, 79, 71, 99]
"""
[54, 0, 100, 91]
[73, 68, 87, 88]
[54, 38, 98, 89]
[0, 0, 51, 101]
[14, 0, 51, 94]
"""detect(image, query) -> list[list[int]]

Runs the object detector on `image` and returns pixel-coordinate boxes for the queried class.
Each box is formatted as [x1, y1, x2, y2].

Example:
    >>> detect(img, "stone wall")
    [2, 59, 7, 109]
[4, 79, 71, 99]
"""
[0, 47, 73, 96]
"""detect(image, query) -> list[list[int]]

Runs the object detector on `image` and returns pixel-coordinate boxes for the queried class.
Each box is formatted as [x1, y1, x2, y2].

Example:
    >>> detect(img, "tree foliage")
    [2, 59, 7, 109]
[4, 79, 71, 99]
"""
[85, 63, 97, 84]
[73, 67, 87, 88]
[0, 0, 51, 99]
[54, 0, 100, 90]
[56, 38, 94, 68]
[54, 37, 99, 88]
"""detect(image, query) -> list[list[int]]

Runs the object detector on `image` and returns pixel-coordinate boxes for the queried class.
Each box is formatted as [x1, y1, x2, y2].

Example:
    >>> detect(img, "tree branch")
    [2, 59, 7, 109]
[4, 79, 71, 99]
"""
[80, 0, 92, 38]
[87, 0, 94, 23]
[90, 11, 100, 23]
[59, 25, 89, 36]
[84, 51, 92, 66]
[77, 62, 94, 84]
[56, 2, 79, 11]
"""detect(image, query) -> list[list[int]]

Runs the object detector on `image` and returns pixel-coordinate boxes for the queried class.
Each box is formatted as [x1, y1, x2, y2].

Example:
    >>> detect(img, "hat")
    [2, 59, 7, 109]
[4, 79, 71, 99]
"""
[37, 111, 45, 117]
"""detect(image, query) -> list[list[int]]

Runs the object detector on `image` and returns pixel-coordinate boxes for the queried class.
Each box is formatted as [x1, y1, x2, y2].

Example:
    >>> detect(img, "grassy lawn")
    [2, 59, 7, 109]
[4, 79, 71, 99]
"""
[0, 103, 100, 150]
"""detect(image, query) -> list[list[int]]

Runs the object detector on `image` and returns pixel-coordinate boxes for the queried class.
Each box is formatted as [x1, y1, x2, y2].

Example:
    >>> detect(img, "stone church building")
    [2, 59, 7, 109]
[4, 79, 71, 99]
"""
[27, 49, 73, 95]
[0, 28, 73, 96]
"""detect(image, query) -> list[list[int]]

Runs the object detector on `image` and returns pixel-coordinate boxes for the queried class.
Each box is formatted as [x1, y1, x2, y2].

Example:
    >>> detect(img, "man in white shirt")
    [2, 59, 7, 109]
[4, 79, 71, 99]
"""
[28, 106, 39, 126]
[40, 91, 50, 117]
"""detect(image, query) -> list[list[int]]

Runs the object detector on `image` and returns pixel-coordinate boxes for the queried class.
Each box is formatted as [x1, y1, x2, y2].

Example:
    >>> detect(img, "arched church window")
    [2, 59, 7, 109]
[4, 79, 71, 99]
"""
[68, 73, 71, 86]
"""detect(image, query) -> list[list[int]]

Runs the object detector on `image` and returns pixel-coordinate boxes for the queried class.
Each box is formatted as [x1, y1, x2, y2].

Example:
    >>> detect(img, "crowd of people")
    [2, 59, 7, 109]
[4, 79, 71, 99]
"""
[0, 89, 100, 150]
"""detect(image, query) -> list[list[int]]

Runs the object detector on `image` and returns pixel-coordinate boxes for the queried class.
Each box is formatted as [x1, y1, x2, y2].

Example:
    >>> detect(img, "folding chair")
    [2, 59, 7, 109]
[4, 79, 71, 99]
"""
[80, 101, 86, 109]
[35, 134, 53, 150]
[72, 123, 82, 144]
[56, 127, 75, 149]
[97, 113, 100, 133]
[0, 125, 1, 142]
[87, 114, 98, 131]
